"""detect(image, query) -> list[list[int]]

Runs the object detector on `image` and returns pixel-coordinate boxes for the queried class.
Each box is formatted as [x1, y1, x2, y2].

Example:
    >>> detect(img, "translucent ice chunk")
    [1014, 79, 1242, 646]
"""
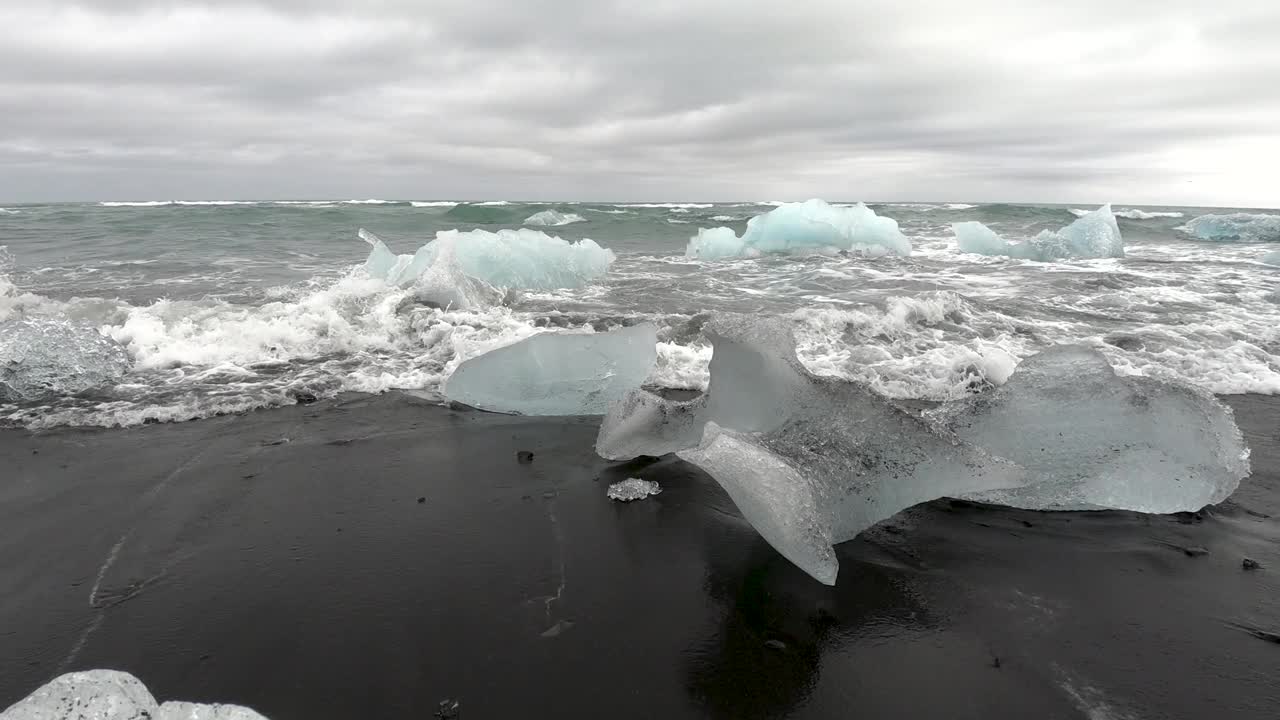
[928, 345, 1250, 513]
[606, 478, 662, 501]
[685, 199, 911, 259]
[1180, 213, 1280, 243]
[445, 323, 658, 415]
[359, 227, 614, 290]
[0, 670, 267, 720]
[598, 316, 1250, 584]
[0, 319, 131, 402]
[405, 233, 505, 310]
[601, 314, 1025, 584]
[1262, 249, 1280, 266]
[524, 210, 586, 226]
[953, 205, 1124, 260]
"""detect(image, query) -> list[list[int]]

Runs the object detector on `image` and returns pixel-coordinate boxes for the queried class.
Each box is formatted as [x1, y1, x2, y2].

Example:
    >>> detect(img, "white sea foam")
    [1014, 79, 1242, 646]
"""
[100, 201, 174, 207]
[411, 201, 459, 207]
[0, 208, 19, 215]
[619, 203, 714, 209]
[1072, 207, 1183, 219]
[343, 199, 398, 205]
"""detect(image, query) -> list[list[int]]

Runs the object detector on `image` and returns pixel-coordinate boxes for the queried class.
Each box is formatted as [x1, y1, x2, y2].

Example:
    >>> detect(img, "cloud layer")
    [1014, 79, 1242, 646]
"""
[2, 0, 1278, 205]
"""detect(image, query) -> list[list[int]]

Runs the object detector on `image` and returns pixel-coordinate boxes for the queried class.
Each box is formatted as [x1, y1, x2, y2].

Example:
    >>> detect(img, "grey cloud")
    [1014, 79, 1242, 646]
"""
[0, 0, 1277, 205]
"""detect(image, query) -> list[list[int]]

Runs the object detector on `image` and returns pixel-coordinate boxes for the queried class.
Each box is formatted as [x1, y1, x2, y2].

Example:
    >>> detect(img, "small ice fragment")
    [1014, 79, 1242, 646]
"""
[607, 478, 662, 501]
[445, 323, 657, 415]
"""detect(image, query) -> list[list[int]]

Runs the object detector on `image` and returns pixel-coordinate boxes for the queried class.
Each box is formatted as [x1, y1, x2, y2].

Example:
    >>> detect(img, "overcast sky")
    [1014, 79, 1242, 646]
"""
[2, 1, 1278, 206]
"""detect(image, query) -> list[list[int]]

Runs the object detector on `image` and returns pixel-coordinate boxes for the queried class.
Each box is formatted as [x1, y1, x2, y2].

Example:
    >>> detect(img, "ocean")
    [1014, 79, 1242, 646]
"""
[1, 199, 1278, 428]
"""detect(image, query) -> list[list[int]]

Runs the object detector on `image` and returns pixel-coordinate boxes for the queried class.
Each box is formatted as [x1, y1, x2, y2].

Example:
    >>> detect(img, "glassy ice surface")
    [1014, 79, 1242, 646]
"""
[445, 323, 657, 415]
[0, 319, 131, 402]
[929, 345, 1250, 512]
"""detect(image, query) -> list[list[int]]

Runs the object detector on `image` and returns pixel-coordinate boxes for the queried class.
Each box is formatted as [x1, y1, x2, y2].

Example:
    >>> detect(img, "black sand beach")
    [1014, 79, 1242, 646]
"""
[2, 393, 1278, 719]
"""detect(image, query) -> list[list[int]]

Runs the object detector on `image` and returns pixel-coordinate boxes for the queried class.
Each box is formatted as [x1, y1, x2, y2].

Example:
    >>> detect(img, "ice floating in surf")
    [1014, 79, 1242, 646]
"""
[524, 209, 586, 226]
[0, 319, 131, 402]
[954, 205, 1124, 260]
[360, 227, 614, 292]
[0, 670, 267, 720]
[595, 314, 1249, 584]
[1071, 208, 1183, 220]
[685, 199, 911, 259]
[1179, 213, 1280, 243]
[445, 323, 657, 415]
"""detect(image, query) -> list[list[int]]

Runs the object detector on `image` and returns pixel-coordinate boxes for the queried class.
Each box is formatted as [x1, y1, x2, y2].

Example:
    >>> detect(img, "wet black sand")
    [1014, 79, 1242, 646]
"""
[2, 393, 1278, 719]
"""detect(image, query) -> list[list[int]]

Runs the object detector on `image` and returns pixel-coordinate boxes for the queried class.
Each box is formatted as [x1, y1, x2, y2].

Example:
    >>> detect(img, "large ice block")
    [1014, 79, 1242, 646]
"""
[445, 323, 658, 415]
[685, 199, 911, 259]
[929, 345, 1250, 513]
[601, 314, 1024, 584]
[597, 315, 1251, 584]
[952, 205, 1124, 260]
[0, 319, 131, 402]
[0, 670, 267, 720]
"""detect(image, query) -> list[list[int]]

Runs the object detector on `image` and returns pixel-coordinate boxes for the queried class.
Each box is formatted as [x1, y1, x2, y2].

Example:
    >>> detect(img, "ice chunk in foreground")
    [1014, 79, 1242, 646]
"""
[445, 323, 657, 415]
[0, 670, 268, 720]
[0, 319, 131, 402]
[685, 199, 911, 259]
[953, 205, 1124, 260]
[600, 314, 1025, 584]
[607, 478, 663, 501]
[359, 227, 614, 290]
[524, 209, 586, 226]
[1180, 213, 1280, 243]
[597, 315, 1251, 584]
[929, 346, 1250, 513]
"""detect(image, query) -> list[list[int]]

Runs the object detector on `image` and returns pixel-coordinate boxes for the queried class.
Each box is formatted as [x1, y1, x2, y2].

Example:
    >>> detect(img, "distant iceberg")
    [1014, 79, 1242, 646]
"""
[359, 227, 615, 292]
[445, 324, 657, 415]
[685, 199, 912, 259]
[596, 314, 1248, 584]
[1179, 213, 1280, 242]
[524, 209, 586, 227]
[954, 205, 1123, 260]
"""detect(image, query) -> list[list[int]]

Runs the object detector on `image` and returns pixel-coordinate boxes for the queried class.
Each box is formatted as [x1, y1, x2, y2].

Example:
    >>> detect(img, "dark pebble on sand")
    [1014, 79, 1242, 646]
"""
[1184, 546, 1210, 557]
[291, 391, 319, 404]
[417, 497, 426, 504]
[1021, 520, 1034, 528]
[764, 639, 788, 652]
[517, 450, 535, 464]
[435, 699, 460, 719]
[1244, 558, 1262, 570]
